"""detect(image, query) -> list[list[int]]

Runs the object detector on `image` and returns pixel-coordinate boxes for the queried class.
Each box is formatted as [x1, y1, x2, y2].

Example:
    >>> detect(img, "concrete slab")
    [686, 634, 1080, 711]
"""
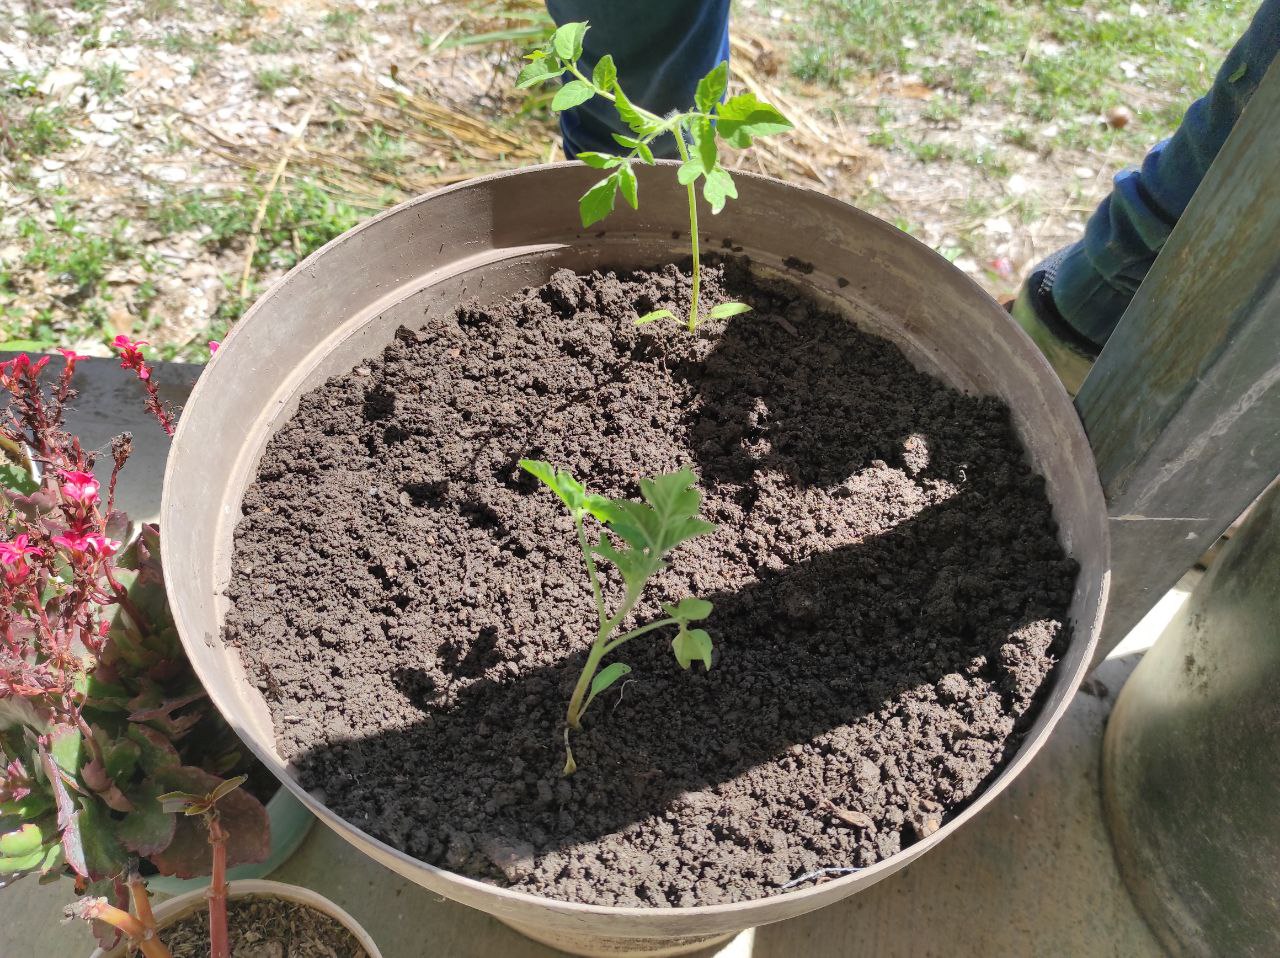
[0, 357, 1178, 957]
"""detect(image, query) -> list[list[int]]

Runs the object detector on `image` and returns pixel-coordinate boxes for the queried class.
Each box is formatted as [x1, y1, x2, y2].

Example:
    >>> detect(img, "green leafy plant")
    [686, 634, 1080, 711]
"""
[518, 20, 792, 332]
[519, 461, 716, 775]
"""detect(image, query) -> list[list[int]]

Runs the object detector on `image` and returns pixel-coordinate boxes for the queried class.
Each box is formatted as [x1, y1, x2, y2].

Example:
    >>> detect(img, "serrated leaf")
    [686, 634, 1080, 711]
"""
[516, 59, 563, 89]
[635, 309, 675, 326]
[703, 166, 737, 214]
[576, 150, 621, 169]
[592, 533, 658, 594]
[128, 724, 180, 774]
[592, 53, 616, 89]
[715, 92, 792, 148]
[635, 141, 655, 164]
[614, 83, 662, 136]
[519, 459, 612, 522]
[582, 662, 632, 714]
[39, 745, 85, 878]
[690, 117, 717, 174]
[662, 597, 713, 623]
[102, 737, 140, 783]
[616, 162, 638, 209]
[672, 626, 714, 670]
[604, 468, 716, 561]
[578, 176, 618, 228]
[149, 767, 269, 878]
[676, 159, 702, 186]
[552, 21, 587, 60]
[0, 823, 44, 857]
[117, 781, 175, 856]
[708, 301, 752, 320]
[552, 79, 594, 111]
[695, 61, 728, 114]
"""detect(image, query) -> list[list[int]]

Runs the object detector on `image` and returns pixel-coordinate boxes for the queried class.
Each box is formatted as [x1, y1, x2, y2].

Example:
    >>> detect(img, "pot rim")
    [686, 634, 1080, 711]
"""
[164, 161, 1110, 921]
[87, 878, 381, 958]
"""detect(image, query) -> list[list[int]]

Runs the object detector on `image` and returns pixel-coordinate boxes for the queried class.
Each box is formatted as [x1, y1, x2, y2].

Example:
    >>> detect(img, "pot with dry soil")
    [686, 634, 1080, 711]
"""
[88, 879, 379, 958]
[162, 164, 1109, 956]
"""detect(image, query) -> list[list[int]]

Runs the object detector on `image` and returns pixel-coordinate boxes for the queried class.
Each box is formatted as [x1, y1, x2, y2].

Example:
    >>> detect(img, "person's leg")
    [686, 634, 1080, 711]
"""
[1014, 0, 1280, 391]
[545, 0, 731, 158]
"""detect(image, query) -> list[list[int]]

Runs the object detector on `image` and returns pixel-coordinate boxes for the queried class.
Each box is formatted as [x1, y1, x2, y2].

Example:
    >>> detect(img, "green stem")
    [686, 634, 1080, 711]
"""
[673, 131, 701, 332]
[601, 617, 677, 657]
[575, 514, 607, 629]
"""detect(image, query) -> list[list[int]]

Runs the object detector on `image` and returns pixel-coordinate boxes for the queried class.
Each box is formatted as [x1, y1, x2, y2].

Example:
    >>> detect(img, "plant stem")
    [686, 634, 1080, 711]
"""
[601, 616, 677, 657]
[71, 899, 173, 958]
[206, 813, 230, 958]
[565, 639, 607, 731]
[673, 131, 702, 332]
[575, 515, 606, 629]
[127, 874, 159, 937]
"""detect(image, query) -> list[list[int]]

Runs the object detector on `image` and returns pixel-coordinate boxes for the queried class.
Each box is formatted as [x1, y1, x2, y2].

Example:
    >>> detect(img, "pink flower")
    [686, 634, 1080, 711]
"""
[113, 335, 151, 381]
[208, 340, 220, 354]
[0, 534, 43, 586]
[58, 470, 100, 505]
[0, 757, 32, 803]
[51, 532, 120, 559]
[57, 348, 90, 362]
[0, 354, 50, 387]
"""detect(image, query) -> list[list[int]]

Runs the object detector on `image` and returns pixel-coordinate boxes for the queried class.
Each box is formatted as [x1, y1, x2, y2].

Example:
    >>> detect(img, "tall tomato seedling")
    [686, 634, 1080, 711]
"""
[519, 21, 793, 332]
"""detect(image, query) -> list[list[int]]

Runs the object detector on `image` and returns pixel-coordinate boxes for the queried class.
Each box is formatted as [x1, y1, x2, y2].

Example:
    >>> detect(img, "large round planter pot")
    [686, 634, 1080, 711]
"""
[88, 879, 381, 958]
[1103, 480, 1280, 957]
[161, 163, 1109, 956]
[145, 784, 316, 896]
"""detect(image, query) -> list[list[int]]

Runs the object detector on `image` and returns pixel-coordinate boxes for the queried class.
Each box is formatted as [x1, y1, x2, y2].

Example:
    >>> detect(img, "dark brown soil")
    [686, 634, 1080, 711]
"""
[163, 895, 368, 957]
[224, 260, 1077, 907]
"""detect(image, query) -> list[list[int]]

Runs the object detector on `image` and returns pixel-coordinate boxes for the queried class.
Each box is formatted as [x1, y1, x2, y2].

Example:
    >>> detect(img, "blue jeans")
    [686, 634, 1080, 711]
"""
[1035, 0, 1280, 350]
[545, 0, 731, 158]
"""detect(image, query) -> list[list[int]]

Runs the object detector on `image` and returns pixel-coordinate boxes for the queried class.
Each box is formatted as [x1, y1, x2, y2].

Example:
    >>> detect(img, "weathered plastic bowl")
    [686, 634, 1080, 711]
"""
[161, 163, 1109, 957]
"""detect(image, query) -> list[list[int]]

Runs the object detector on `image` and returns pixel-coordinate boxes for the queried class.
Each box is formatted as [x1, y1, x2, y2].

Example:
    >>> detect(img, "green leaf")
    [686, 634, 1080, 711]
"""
[635, 141, 655, 165]
[592, 53, 616, 90]
[50, 725, 81, 777]
[1, 794, 53, 819]
[77, 797, 125, 880]
[578, 176, 618, 228]
[672, 626, 714, 670]
[518, 460, 612, 522]
[676, 159, 702, 186]
[102, 738, 140, 784]
[662, 597, 713, 623]
[635, 309, 675, 326]
[582, 662, 632, 714]
[702, 166, 737, 214]
[576, 150, 621, 170]
[592, 533, 658, 594]
[117, 782, 175, 857]
[552, 21, 587, 60]
[695, 61, 728, 114]
[715, 92, 792, 148]
[616, 162, 638, 209]
[707, 301, 752, 320]
[614, 83, 662, 136]
[0, 848, 45, 873]
[0, 823, 44, 858]
[0, 461, 38, 495]
[516, 59, 563, 89]
[689, 117, 717, 174]
[606, 468, 716, 558]
[552, 79, 594, 111]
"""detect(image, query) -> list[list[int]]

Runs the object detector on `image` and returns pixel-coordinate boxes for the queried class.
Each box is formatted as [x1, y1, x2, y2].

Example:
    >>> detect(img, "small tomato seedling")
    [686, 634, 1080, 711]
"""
[519, 459, 717, 775]
[519, 21, 793, 333]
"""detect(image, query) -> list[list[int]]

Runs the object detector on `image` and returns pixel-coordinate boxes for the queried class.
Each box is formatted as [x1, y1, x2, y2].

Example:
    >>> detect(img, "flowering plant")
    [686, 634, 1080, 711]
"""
[0, 345, 267, 950]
